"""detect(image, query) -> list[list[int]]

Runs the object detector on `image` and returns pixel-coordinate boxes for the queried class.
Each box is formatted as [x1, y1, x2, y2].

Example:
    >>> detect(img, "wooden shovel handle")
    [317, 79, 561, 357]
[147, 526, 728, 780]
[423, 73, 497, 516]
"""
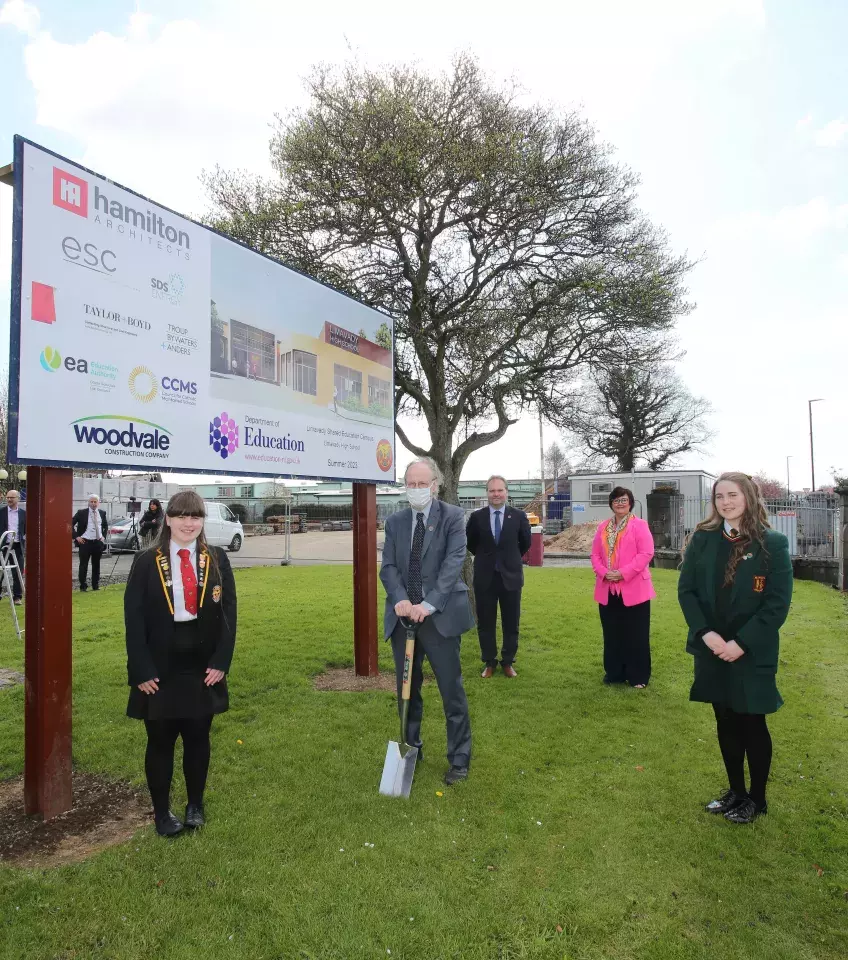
[400, 630, 415, 701]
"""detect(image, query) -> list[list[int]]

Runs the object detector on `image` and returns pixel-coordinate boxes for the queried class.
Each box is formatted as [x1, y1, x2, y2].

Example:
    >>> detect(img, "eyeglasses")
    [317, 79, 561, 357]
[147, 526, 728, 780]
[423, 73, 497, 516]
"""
[612, 498, 630, 506]
[405, 482, 433, 489]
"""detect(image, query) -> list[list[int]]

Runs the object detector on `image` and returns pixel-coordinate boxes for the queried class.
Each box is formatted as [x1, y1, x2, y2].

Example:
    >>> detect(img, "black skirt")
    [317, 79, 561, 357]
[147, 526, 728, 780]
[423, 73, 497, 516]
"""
[126, 620, 229, 720]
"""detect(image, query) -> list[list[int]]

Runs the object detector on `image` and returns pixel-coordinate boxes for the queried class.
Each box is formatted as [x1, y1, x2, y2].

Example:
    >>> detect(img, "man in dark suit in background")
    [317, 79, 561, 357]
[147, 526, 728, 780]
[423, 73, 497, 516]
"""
[466, 475, 532, 678]
[0, 489, 26, 604]
[72, 494, 108, 591]
[380, 457, 475, 786]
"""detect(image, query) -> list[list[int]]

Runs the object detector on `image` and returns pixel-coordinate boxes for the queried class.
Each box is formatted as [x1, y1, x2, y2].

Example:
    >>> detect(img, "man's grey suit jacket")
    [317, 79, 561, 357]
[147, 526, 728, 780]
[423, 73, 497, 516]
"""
[380, 499, 475, 640]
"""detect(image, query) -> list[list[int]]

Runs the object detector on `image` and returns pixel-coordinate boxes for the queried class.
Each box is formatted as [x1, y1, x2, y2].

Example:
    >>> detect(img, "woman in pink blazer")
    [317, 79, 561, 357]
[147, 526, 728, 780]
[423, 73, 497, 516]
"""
[590, 486, 656, 688]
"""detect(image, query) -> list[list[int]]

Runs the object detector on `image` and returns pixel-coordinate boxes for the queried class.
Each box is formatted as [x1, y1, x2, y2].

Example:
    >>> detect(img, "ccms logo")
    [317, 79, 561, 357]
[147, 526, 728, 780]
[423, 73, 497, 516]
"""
[151, 274, 185, 305]
[162, 376, 197, 395]
[53, 168, 88, 217]
[40, 347, 62, 371]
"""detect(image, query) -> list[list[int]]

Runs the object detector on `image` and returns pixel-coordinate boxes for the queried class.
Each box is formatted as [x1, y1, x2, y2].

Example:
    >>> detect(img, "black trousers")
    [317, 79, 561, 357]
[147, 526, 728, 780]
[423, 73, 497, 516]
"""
[712, 705, 772, 806]
[143, 715, 213, 816]
[599, 594, 651, 686]
[475, 572, 521, 665]
[390, 618, 472, 768]
[6, 542, 24, 599]
[78, 539, 105, 588]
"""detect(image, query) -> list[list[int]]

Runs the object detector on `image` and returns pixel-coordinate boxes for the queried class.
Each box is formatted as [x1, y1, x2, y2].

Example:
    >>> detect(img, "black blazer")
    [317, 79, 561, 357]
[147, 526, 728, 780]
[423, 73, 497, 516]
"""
[72, 508, 107, 540]
[124, 545, 237, 686]
[0, 505, 26, 543]
[466, 506, 532, 591]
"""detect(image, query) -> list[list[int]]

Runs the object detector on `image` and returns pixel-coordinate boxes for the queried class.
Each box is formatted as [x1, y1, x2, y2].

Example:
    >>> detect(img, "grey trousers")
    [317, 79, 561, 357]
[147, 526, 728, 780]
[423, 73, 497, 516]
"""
[390, 618, 472, 768]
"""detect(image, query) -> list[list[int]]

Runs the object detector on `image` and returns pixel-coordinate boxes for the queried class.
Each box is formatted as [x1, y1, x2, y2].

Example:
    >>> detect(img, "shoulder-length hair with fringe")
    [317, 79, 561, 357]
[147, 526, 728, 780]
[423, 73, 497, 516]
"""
[684, 472, 771, 586]
[152, 490, 220, 580]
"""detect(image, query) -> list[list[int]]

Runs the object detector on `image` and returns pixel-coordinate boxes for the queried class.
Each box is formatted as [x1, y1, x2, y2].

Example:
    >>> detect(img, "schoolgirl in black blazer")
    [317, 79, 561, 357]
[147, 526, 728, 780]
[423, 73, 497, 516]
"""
[124, 491, 237, 837]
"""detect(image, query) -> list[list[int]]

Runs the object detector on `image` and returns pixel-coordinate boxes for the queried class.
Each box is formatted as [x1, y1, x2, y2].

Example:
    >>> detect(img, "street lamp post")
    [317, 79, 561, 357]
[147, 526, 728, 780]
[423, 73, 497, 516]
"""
[785, 455, 792, 499]
[808, 399, 824, 493]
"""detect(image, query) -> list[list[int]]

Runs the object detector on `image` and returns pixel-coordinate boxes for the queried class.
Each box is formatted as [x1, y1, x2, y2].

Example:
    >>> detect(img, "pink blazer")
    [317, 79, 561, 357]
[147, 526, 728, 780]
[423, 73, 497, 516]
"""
[591, 515, 657, 607]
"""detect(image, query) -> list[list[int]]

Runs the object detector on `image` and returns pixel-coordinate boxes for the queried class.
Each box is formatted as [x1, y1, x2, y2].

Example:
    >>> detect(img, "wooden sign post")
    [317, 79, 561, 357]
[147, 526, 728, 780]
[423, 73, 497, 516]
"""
[351, 481, 378, 676]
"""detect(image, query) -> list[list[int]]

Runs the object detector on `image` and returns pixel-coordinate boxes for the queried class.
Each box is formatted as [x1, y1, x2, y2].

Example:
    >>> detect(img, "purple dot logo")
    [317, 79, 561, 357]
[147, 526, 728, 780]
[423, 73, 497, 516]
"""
[209, 411, 239, 460]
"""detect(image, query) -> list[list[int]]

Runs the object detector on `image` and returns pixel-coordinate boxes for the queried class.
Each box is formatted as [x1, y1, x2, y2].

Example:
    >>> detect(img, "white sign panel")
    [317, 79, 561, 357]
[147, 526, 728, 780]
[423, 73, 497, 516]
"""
[10, 137, 396, 482]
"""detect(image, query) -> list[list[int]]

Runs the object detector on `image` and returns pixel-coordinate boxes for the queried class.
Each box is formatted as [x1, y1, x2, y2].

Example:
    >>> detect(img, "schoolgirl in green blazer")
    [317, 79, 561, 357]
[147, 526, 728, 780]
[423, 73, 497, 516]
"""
[678, 472, 793, 824]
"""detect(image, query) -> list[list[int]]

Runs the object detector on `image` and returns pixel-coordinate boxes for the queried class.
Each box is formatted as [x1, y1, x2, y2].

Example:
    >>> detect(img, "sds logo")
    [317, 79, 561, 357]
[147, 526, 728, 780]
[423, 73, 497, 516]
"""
[150, 274, 185, 306]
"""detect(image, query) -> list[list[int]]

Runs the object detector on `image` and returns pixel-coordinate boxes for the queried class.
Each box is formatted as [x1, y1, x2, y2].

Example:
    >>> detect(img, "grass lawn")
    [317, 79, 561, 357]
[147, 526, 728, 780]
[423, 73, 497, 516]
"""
[0, 566, 846, 960]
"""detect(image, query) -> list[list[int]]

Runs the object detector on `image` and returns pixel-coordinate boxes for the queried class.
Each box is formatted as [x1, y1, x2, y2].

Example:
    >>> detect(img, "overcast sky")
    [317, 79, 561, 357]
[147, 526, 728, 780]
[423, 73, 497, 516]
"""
[1, 0, 845, 489]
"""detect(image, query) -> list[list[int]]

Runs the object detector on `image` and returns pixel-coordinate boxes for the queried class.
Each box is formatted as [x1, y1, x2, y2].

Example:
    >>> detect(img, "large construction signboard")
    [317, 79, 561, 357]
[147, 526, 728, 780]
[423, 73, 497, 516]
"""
[9, 137, 396, 482]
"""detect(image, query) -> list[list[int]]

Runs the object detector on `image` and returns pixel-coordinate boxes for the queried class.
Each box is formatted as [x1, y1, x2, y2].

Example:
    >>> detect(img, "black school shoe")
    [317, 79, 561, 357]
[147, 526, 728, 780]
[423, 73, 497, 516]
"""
[154, 810, 184, 837]
[184, 804, 205, 829]
[724, 798, 767, 824]
[705, 789, 746, 814]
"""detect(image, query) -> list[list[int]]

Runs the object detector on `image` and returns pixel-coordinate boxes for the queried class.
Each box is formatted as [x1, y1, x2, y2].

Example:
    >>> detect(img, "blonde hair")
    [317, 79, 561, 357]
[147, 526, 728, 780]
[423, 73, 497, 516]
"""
[685, 472, 770, 585]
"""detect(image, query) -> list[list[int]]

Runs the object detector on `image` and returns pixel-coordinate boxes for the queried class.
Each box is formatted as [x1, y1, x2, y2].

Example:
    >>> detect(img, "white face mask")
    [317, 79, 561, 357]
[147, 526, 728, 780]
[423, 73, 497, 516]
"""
[406, 486, 433, 510]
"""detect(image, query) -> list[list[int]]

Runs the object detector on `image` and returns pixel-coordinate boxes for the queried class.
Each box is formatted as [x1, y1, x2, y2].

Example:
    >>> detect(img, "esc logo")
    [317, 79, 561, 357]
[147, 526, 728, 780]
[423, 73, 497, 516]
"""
[376, 439, 393, 472]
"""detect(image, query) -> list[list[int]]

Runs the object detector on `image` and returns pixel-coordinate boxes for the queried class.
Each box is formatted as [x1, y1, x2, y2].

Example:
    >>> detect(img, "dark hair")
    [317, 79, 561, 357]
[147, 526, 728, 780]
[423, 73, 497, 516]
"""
[152, 490, 219, 579]
[609, 486, 634, 510]
[148, 498, 162, 511]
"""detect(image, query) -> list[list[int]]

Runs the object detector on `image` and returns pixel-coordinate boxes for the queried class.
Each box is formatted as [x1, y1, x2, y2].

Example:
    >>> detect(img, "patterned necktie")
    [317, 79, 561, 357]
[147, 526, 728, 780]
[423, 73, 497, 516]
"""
[408, 512, 425, 604]
[177, 548, 198, 615]
[494, 510, 502, 544]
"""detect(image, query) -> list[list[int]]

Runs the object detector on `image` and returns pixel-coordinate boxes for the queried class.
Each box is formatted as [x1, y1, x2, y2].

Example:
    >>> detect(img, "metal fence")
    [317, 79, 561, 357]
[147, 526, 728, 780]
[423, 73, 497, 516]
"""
[678, 495, 841, 559]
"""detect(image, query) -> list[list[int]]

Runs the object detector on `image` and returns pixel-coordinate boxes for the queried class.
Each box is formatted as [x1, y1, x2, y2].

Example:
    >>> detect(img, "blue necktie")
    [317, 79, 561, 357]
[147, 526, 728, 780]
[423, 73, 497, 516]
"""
[494, 510, 501, 544]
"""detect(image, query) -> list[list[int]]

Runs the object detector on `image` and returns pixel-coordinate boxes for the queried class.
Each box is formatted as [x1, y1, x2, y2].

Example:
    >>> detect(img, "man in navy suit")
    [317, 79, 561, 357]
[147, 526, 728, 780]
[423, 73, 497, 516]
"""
[466, 476, 532, 678]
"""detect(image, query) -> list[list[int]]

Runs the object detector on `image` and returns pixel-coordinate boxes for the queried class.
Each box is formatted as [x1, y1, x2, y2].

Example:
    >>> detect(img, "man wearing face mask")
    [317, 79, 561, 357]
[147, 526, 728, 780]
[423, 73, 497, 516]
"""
[380, 458, 475, 785]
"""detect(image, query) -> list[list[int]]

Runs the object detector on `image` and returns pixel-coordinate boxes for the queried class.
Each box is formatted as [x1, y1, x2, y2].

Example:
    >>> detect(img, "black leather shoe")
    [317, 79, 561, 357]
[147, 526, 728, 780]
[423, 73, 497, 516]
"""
[184, 804, 205, 829]
[79, 584, 88, 592]
[154, 811, 184, 837]
[444, 766, 469, 786]
[724, 798, 767, 824]
[705, 789, 746, 814]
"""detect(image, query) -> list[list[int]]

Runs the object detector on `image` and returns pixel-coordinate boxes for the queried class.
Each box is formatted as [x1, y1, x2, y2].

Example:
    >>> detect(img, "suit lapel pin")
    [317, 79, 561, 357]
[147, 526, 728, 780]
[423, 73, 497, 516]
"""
[428, 525, 434, 531]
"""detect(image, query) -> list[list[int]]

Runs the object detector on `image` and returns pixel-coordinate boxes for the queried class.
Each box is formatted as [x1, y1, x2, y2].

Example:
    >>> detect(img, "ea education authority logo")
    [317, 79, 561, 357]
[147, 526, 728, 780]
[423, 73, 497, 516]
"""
[40, 347, 62, 371]
[209, 411, 239, 461]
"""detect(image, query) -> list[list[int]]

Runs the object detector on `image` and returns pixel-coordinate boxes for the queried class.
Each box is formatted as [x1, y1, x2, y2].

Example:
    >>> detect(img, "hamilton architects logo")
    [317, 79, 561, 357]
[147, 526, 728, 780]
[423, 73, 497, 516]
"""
[52, 166, 192, 260]
[210, 411, 239, 461]
[71, 415, 172, 459]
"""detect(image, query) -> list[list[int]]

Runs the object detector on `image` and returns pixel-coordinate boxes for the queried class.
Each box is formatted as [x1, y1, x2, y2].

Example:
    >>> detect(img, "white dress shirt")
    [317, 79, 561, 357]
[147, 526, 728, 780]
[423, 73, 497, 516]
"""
[170, 538, 199, 622]
[7, 507, 19, 542]
[409, 502, 435, 613]
[489, 505, 505, 539]
[84, 507, 102, 540]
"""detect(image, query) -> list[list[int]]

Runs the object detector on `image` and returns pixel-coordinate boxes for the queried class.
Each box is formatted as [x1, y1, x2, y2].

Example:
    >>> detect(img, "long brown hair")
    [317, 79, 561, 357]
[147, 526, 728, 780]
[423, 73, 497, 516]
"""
[152, 490, 220, 580]
[687, 472, 770, 586]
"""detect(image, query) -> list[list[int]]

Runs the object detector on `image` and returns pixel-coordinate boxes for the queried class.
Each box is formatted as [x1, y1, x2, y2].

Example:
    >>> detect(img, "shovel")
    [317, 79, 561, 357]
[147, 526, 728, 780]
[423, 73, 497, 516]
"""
[379, 617, 419, 797]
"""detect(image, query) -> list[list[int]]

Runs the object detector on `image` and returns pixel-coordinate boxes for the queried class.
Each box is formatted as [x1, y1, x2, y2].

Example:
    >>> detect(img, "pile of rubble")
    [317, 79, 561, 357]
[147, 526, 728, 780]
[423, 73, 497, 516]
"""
[543, 521, 600, 553]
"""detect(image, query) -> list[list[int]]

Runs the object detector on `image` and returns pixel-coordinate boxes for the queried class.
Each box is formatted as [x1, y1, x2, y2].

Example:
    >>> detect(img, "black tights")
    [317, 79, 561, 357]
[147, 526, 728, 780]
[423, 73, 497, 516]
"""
[144, 716, 213, 816]
[712, 705, 772, 806]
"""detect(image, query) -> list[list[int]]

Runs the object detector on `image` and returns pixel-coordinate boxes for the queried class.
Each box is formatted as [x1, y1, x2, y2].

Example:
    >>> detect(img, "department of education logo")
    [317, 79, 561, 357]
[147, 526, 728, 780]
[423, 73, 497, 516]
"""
[128, 365, 158, 403]
[376, 439, 393, 472]
[40, 346, 62, 372]
[210, 411, 239, 460]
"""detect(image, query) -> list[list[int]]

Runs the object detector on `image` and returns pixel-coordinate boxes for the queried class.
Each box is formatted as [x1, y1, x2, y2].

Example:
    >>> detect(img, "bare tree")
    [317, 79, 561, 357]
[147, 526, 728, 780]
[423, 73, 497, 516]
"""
[544, 442, 571, 482]
[566, 360, 713, 471]
[203, 55, 693, 501]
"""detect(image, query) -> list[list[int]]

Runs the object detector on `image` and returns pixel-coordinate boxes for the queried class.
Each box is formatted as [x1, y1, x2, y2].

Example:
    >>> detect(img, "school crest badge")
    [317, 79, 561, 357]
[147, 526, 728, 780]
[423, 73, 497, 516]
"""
[753, 575, 766, 593]
[212, 584, 222, 603]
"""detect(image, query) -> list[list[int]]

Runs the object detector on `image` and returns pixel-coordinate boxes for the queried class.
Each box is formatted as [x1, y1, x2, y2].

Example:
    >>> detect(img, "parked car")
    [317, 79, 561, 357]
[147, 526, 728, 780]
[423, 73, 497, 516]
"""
[107, 516, 141, 553]
[203, 501, 243, 552]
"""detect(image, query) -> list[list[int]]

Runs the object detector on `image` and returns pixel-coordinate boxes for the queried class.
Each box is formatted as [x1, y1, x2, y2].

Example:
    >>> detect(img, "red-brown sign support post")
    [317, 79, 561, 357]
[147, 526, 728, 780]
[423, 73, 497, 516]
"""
[24, 466, 74, 818]
[351, 481, 378, 676]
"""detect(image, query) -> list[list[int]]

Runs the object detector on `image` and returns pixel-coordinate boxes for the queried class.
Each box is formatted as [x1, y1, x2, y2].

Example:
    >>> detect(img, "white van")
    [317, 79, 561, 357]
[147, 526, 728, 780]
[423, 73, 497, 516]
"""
[203, 501, 244, 552]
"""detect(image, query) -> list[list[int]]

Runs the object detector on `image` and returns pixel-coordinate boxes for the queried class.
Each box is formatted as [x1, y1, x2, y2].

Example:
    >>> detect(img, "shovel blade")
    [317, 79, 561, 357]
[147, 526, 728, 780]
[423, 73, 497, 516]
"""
[379, 741, 419, 798]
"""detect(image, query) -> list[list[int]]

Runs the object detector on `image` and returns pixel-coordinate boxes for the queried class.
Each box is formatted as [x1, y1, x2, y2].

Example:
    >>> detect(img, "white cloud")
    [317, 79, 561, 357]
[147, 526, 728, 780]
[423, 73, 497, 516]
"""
[0, 0, 40, 36]
[813, 117, 848, 147]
